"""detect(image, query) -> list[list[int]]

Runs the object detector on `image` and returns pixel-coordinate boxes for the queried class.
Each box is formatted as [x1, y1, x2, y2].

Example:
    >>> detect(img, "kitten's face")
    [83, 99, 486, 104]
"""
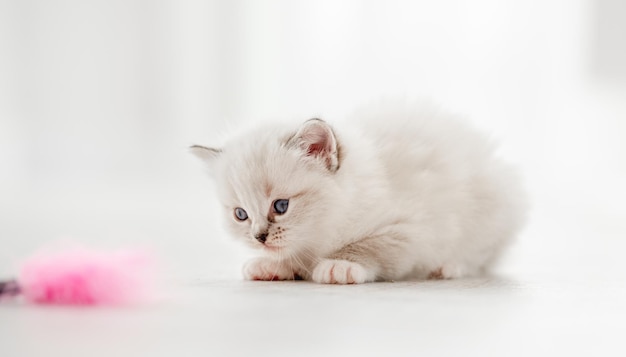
[191, 120, 341, 259]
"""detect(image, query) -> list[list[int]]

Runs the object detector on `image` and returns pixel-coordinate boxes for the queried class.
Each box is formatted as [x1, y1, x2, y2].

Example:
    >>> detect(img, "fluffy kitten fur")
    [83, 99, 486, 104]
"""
[191, 101, 527, 284]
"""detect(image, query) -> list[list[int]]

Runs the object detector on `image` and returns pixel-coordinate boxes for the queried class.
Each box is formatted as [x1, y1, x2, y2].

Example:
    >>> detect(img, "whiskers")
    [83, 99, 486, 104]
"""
[260, 228, 320, 281]
[262, 242, 318, 281]
[270, 247, 286, 281]
[285, 245, 318, 280]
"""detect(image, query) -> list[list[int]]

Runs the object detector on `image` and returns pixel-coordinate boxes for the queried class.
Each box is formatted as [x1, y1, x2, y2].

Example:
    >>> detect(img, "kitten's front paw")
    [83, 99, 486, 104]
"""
[311, 259, 374, 284]
[243, 257, 296, 281]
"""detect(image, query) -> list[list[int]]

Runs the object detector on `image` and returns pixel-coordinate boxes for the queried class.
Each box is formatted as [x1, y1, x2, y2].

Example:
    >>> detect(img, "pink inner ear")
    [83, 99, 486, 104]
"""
[307, 143, 325, 155]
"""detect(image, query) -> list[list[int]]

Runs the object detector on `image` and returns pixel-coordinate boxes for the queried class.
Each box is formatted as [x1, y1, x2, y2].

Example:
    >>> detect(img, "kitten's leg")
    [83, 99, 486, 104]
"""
[311, 231, 413, 284]
[243, 257, 297, 281]
[311, 259, 376, 284]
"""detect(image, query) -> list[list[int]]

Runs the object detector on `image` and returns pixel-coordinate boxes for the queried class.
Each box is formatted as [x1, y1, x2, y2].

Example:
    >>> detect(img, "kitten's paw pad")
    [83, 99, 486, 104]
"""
[440, 264, 465, 279]
[428, 268, 447, 280]
[242, 258, 295, 281]
[312, 259, 372, 284]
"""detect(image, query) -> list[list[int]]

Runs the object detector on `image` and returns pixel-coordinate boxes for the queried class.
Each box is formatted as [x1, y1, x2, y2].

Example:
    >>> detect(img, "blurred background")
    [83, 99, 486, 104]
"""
[1, 0, 625, 280]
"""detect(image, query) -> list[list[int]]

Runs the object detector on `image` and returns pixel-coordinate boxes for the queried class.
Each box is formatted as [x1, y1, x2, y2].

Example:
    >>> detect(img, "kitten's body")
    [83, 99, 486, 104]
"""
[192, 101, 527, 283]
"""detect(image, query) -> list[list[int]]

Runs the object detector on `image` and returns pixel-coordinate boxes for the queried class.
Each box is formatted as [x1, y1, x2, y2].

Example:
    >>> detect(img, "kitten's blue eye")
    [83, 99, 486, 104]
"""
[234, 207, 248, 221]
[273, 199, 289, 214]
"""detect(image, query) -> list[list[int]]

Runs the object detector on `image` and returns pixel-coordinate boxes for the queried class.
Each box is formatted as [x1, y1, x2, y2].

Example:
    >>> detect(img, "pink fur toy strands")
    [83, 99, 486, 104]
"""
[0, 248, 155, 305]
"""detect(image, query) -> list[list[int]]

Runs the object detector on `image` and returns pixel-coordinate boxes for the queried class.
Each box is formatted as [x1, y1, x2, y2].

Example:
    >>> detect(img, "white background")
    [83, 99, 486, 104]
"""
[1, 1, 625, 356]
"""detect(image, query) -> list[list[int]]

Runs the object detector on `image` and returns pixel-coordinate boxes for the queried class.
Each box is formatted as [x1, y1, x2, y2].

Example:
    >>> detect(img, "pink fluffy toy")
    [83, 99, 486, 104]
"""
[0, 248, 155, 305]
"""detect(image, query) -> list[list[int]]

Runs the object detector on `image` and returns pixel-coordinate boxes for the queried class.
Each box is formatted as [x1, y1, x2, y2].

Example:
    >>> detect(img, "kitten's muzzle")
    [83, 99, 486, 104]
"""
[255, 232, 268, 243]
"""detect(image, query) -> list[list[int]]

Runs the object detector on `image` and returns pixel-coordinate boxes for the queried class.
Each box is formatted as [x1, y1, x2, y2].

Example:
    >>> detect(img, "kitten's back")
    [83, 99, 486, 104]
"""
[343, 100, 527, 277]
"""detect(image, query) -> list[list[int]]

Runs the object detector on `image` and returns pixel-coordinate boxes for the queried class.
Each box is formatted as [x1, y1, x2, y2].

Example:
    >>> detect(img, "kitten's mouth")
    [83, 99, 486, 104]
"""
[262, 244, 282, 253]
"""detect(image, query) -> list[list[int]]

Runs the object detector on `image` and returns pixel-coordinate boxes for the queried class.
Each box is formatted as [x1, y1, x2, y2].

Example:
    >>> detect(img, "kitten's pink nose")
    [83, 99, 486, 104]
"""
[255, 232, 268, 243]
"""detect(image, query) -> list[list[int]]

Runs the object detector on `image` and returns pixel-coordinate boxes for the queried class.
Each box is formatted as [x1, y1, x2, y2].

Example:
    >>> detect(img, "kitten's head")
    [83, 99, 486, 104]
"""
[191, 119, 343, 259]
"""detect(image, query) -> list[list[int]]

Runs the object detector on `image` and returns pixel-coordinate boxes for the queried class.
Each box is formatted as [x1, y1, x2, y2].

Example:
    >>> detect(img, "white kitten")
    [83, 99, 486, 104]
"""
[191, 101, 527, 284]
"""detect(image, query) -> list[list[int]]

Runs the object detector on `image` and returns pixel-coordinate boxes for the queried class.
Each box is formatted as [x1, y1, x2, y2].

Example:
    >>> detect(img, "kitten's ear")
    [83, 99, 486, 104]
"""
[290, 118, 340, 172]
[189, 145, 221, 165]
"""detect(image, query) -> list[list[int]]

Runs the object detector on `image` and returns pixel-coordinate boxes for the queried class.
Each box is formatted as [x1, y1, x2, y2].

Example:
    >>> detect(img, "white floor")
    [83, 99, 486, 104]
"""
[1, 179, 625, 357]
[3, 276, 624, 357]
